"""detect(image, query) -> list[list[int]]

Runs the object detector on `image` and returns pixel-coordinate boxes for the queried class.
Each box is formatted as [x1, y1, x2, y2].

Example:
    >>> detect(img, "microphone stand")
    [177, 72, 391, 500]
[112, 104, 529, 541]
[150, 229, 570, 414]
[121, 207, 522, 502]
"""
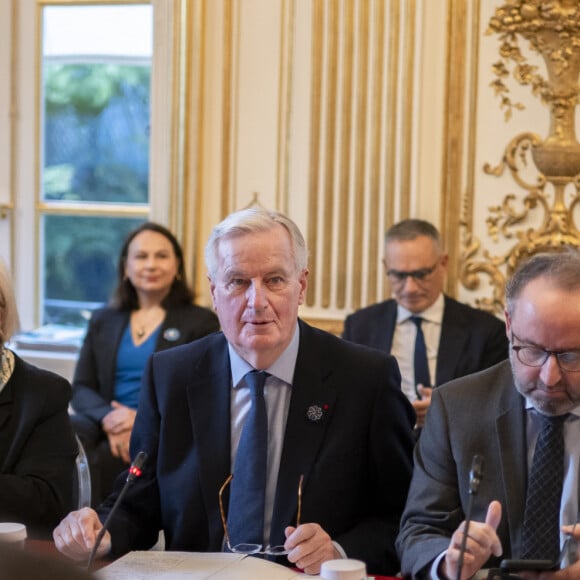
[456, 455, 484, 580]
[87, 451, 147, 569]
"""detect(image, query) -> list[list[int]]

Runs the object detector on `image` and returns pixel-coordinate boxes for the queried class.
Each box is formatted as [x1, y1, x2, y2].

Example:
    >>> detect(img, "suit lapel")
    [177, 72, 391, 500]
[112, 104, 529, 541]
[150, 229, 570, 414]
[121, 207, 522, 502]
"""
[270, 322, 338, 543]
[155, 306, 189, 350]
[436, 297, 468, 385]
[383, 301, 397, 353]
[156, 307, 181, 349]
[495, 387, 527, 556]
[185, 336, 232, 540]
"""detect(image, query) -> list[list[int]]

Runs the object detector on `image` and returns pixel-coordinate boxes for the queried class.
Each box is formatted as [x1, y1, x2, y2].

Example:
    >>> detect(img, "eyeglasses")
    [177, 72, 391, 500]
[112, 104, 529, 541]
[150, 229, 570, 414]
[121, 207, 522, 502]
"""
[218, 473, 303, 556]
[511, 332, 580, 372]
[386, 261, 439, 285]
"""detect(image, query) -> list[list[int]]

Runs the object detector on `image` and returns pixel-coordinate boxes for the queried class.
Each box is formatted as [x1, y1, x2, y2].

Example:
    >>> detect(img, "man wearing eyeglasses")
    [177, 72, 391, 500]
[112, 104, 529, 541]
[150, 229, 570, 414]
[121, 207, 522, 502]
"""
[53, 208, 415, 576]
[397, 251, 580, 579]
[342, 219, 508, 428]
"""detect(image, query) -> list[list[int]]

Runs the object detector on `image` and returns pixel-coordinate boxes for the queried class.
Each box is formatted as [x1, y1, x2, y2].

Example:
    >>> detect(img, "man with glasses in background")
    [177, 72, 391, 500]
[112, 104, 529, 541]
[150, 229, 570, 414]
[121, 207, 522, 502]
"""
[343, 219, 508, 429]
[53, 207, 415, 576]
[397, 251, 580, 579]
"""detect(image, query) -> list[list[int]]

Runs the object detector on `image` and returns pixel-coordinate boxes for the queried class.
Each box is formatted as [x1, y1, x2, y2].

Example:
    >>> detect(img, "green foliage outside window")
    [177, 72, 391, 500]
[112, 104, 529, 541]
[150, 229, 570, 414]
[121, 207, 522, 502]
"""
[43, 63, 150, 203]
[41, 62, 151, 325]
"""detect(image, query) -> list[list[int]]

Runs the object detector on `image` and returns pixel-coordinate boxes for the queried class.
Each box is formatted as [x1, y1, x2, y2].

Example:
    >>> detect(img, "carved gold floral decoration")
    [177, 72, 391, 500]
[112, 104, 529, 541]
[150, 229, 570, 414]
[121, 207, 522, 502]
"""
[460, 0, 580, 314]
[487, 0, 580, 120]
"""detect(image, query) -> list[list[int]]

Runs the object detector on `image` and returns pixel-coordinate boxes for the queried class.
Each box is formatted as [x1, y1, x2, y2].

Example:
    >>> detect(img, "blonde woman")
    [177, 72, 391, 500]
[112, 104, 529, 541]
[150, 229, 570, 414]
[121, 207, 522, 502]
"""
[0, 259, 77, 537]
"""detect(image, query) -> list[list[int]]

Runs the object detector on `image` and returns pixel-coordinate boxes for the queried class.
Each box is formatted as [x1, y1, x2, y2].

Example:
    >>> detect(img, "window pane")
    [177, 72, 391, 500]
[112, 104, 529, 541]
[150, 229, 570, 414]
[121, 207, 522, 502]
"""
[42, 5, 152, 204]
[42, 215, 145, 325]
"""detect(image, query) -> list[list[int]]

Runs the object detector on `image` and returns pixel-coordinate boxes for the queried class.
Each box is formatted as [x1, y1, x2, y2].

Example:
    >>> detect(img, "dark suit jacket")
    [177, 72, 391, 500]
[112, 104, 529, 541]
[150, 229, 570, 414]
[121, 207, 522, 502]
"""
[71, 304, 220, 423]
[0, 353, 77, 537]
[99, 320, 415, 575]
[342, 295, 508, 386]
[396, 360, 530, 578]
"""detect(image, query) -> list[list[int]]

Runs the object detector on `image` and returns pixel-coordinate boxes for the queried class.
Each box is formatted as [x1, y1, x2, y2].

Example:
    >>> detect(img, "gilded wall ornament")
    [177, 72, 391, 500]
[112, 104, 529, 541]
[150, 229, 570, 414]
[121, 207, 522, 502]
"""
[461, 0, 580, 314]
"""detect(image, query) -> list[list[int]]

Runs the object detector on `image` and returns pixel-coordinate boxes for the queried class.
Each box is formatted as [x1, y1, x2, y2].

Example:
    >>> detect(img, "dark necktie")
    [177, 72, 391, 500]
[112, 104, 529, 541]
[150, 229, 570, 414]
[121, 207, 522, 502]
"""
[410, 316, 431, 387]
[227, 370, 269, 547]
[521, 412, 567, 562]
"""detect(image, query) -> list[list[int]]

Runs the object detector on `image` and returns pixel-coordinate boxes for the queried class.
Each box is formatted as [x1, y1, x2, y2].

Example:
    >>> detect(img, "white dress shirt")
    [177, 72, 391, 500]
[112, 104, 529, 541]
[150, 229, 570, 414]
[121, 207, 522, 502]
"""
[391, 294, 444, 402]
[228, 324, 298, 547]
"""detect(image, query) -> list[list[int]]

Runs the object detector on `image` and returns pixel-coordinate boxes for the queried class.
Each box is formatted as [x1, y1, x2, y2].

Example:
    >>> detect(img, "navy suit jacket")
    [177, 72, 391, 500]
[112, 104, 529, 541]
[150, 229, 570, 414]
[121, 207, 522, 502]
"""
[342, 295, 508, 386]
[71, 304, 220, 423]
[99, 320, 415, 575]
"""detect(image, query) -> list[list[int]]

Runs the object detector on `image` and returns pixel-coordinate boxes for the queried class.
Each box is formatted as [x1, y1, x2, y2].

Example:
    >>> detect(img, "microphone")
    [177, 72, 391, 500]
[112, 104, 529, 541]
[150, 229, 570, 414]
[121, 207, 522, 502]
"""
[469, 454, 484, 494]
[456, 455, 484, 580]
[87, 451, 147, 569]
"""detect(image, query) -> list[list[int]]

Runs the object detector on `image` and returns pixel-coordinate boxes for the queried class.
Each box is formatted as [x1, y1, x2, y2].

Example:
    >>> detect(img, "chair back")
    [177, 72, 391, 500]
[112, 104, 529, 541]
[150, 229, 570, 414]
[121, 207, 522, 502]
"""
[74, 434, 92, 509]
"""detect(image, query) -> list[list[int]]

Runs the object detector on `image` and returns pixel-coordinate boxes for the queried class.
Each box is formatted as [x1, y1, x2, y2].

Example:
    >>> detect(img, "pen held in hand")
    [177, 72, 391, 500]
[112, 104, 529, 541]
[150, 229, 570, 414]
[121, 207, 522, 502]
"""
[414, 383, 423, 400]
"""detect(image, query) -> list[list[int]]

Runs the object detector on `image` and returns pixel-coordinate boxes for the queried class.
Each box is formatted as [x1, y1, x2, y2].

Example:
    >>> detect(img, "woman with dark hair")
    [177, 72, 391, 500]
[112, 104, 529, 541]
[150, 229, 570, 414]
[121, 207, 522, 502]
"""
[70, 222, 219, 505]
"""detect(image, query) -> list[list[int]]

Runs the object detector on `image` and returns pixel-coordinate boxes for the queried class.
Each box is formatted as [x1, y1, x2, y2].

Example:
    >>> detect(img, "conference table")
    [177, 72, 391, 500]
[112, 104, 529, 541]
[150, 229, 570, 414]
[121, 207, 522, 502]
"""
[26, 539, 398, 579]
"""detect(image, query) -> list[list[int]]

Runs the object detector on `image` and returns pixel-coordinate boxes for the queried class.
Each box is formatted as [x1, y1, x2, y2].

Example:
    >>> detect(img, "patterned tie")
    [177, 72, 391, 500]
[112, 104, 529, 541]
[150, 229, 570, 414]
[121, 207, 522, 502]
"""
[410, 316, 431, 387]
[227, 370, 269, 547]
[521, 412, 567, 562]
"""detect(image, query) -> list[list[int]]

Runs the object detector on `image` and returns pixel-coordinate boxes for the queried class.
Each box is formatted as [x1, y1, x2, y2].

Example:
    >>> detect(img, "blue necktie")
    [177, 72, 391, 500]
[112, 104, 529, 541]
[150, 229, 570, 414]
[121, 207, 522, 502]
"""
[410, 316, 431, 387]
[227, 370, 269, 547]
[521, 413, 567, 562]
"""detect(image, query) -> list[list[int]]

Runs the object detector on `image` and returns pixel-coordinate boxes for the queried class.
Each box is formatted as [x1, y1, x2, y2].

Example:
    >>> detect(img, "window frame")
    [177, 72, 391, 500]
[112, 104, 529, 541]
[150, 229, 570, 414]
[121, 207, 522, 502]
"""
[4, 0, 178, 331]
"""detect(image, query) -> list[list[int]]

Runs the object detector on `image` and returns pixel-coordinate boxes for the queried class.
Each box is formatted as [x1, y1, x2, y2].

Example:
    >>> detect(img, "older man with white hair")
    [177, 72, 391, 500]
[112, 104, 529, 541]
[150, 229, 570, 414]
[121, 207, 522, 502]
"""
[54, 207, 415, 576]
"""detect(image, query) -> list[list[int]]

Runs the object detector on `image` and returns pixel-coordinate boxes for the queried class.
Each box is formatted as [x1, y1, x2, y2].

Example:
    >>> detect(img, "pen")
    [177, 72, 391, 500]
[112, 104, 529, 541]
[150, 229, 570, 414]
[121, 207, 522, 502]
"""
[414, 383, 422, 400]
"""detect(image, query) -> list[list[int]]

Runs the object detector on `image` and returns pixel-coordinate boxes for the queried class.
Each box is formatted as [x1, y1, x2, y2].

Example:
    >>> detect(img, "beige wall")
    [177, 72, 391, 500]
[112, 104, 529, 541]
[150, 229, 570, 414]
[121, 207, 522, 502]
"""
[180, 0, 580, 331]
[182, 0, 451, 333]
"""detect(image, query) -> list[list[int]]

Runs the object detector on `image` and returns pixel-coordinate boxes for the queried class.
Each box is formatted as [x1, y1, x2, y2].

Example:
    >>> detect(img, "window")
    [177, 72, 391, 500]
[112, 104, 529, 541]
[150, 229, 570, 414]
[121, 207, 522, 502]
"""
[40, 4, 153, 326]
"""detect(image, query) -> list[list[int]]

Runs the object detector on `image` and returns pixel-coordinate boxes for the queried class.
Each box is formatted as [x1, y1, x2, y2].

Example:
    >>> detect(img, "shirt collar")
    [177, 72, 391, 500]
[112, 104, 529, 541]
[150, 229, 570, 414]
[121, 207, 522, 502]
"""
[396, 292, 445, 325]
[524, 399, 580, 419]
[229, 322, 300, 389]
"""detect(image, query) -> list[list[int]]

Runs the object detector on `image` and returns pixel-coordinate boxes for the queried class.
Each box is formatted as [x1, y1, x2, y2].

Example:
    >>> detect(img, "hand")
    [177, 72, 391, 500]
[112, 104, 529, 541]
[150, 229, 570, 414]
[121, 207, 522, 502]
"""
[442, 500, 503, 580]
[53, 508, 111, 562]
[284, 523, 340, 575]
[101, 402, 136, 435]
[412, 385, 432, 427]
[107, 429, 132, 463]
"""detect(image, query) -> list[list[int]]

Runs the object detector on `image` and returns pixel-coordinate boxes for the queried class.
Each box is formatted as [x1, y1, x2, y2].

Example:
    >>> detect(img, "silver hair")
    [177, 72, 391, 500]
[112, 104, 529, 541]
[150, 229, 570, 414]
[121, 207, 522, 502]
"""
[205, 207, 308, 279]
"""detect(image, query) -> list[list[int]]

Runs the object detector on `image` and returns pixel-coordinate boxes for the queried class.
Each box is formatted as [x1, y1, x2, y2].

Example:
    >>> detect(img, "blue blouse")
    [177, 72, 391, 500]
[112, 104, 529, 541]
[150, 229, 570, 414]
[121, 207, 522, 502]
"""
[114, 324, 160, 409]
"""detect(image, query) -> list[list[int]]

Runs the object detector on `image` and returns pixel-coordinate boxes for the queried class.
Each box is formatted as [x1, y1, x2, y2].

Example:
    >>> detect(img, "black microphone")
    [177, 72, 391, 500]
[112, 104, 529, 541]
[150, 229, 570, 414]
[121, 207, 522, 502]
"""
[456, 455, 484, 580]
[87, 451, 147, 569]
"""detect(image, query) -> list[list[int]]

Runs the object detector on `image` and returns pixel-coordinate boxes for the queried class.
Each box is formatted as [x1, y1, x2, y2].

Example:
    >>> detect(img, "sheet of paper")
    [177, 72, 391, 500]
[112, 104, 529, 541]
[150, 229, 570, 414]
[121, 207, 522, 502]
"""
[207, 555, 309, 579]
[95, 551, 317, 580]
[95, 551, 243, 580]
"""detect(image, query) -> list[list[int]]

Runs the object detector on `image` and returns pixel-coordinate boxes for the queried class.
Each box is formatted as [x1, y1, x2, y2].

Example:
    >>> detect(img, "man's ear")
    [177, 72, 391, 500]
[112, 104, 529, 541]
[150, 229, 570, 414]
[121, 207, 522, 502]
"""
[505, 309, 511, 339]
[297, 269, 309, 305]
[208, 275, 218, 310]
